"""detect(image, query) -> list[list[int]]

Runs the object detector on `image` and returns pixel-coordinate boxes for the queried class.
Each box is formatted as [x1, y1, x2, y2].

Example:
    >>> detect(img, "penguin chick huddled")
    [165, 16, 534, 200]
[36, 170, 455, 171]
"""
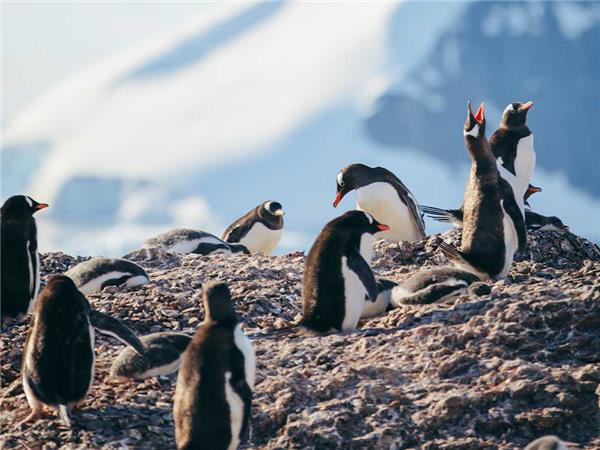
[222, 201, 284, 255]
[525, 211, 569, 232]
[334, 164, 425, 243]
[1, 195, 48, 319]
[174, 281, 255, 450]
[21, 275, 145, 426]
[65, 257, 149, 295]
[143, 228, 249, 256]
[390, 267, 484, 306]
[110, 332, 192, 382]
[302, 210, 389, 332]
[361, 277, 398, 319]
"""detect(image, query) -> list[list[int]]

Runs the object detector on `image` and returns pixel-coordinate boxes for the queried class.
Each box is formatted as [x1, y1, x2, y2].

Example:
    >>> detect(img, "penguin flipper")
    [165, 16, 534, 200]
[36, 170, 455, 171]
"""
[347, 252, 378, 301]
[439, 242, 474, 268]
[420, 205, 463, 227]
[88, 310, 145, 355]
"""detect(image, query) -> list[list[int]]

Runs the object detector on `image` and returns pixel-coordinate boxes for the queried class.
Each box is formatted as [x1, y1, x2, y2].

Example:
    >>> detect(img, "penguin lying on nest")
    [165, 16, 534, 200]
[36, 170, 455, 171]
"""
[142, 228, 249, 256]
[65, 257, 149, 295]
[20, 275, 145, 426]
[110, 332, 192, 381]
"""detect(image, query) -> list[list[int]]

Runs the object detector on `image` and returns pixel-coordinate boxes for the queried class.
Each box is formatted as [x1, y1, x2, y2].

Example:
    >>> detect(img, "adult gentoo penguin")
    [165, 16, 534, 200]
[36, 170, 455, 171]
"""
[174, 281, 255, 450]
[21, 275, 145, 425]
[390, 267, 481, 306]
[439, 102, 526, 280]
[65, 257, 150, 295]
[143, 228, 249, 255]
[110, 332, 192, 382]
[422, 184, 541, 228]
[302, 210, 388, 332]
[491, 101, 535, 195]
[1, 195, 48, 319]
[333, 164, 425, 243]
[222, 201, 284, 255]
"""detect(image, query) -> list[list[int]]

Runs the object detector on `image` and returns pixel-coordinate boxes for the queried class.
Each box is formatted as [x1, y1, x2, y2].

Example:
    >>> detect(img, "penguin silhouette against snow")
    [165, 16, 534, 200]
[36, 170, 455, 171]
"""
[1, 195, 48, 319]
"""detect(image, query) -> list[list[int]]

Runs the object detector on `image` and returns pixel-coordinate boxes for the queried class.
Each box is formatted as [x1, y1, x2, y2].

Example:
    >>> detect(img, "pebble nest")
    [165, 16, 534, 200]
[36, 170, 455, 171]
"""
[1, 229, 599, 449]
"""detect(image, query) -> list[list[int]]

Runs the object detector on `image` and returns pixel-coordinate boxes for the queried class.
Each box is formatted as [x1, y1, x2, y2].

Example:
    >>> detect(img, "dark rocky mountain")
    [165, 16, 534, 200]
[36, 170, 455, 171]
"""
[367, 1, 600, 196]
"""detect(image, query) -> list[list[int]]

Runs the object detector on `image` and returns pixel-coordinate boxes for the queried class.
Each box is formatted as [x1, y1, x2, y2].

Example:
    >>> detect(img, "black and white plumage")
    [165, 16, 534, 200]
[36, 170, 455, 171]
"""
[302, 210, 389, 332]
[390, 267, 481, 306]
[21, 275, 145, 426]
[1, 195, 48, 319]
[65, 257, 149, 295]
[334, 164, 425, 243]
[525, 211, 569, 232]
[440, 102, 526, 280]
[361, 277, 398, 318]
[143, 228, 249, 256]
[110, 332, 192, 381]
[222, 201, 284, 255]
[174, 282, 255, 450]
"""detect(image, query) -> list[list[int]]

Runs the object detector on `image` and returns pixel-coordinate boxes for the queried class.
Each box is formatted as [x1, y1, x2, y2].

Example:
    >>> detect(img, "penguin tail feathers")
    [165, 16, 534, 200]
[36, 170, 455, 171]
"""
[439, 242, 468, 266]
[58, 405, 71, 427]
[420, 206, 458, 225]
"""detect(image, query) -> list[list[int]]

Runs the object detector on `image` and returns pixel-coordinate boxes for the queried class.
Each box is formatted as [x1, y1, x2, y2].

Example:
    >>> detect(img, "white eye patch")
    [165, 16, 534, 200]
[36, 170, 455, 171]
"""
[337, 172, 344, 186]
[464, 124, 480, 137]
[364, 212, 374, 224]
[505, 104, 515, 113]
[24, 196, 33, 207]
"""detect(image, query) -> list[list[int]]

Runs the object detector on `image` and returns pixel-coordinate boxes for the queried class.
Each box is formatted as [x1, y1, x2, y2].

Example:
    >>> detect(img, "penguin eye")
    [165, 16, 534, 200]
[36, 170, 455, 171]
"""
[339, 180, 345, 187]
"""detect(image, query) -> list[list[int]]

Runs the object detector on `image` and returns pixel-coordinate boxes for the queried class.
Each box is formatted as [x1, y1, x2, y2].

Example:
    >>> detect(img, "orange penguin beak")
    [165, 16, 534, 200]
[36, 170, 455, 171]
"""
[474, 103, 485, 124]
[333, 192, 343, 208]
[520, 101, 533, 111]
[377, 223, 390, 231]
[527, 185, 542, 194]
[36, 203, 49, 210]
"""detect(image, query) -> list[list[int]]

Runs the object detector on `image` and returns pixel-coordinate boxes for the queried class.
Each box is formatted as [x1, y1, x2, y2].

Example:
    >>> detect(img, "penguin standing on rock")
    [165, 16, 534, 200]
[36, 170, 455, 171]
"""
[143, 228, 249, 256]
[20, 275, 145, 426]
[222, 201, 284, 255]
[302, 210, 389, 332]
[333, 164, 425, 243]
[110, 332, 192, 381]
[65, 257, 150, 295]
[1, 195, 48, 319]
[174, 282, 255, 450]
[439, 102, 526, 280]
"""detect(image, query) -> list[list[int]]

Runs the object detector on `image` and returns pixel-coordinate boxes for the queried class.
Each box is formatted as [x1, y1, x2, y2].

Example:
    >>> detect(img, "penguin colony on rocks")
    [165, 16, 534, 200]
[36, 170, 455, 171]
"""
[0, 100, 575, 449]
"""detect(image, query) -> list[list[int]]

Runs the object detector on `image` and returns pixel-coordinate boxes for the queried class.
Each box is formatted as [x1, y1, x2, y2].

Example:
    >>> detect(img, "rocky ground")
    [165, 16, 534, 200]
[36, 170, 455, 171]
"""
[1, 228, 599, 449]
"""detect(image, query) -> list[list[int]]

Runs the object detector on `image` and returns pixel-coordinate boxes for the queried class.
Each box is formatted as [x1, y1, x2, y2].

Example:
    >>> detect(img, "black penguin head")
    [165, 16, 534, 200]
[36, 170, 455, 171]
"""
[338, 210, 389, 235]
[523, 184, 542, 207]
[501, 101, 533, 129]
[202, 281, 237, 324]
[1, 195, 48, 216]
[35, 275, 90, 319]
[333, 163, 375, 207]
[263, 201, 284, 217]
[229, 243, 251, 254]
[464, 101, 486, 139]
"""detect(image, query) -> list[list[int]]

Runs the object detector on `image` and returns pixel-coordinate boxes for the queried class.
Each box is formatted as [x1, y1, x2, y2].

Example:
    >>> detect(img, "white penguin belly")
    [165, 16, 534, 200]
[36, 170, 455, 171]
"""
[361, 290, 390, 319]
[356, 183, 421, 242]
[499, 200, 518, 278]
[340, 257, 367, 331]
[239, 223, 282, 255]
[233, 324, 256, 390]
[224, 371, 244, 450]
[514, 134, 535, 186]
[162, 236, 228, 254]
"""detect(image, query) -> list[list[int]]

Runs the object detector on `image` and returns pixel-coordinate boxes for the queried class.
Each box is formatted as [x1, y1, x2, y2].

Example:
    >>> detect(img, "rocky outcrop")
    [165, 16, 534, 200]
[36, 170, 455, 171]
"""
[1, 228, 599, 449]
